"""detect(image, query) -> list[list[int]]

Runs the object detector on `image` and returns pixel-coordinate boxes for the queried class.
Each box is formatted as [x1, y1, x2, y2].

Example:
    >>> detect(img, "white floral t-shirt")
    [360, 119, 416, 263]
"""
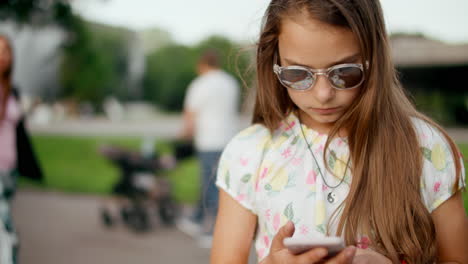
[215, 112, 466, 261]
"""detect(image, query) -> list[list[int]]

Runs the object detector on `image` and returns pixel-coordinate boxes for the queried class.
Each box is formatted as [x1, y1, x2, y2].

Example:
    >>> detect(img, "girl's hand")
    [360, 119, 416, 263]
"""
[352, 248, 392, 264]
[261, 221, 357, 264]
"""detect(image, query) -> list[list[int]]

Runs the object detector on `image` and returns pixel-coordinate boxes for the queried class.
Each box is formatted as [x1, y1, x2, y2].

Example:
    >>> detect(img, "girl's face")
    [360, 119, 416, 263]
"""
[0, 39, 12, 76]
[278, 14, 362, 133]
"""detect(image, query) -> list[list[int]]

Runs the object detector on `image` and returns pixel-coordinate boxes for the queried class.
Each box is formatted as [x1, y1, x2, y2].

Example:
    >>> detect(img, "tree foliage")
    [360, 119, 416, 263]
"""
[59, 18, 132, 107]
[143, 35, 253, 112]
[0, 0, 74, 27]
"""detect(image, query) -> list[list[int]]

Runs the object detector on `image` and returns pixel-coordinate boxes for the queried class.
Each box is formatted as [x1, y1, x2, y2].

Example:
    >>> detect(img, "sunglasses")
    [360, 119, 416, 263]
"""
[273, 61, 368, 91]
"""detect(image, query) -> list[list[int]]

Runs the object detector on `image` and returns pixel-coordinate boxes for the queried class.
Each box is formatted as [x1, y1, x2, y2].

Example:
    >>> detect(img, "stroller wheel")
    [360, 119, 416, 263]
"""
[158, 197, 177, 226]
[100, 208, 114, 228]
[121, 204, 151, 233]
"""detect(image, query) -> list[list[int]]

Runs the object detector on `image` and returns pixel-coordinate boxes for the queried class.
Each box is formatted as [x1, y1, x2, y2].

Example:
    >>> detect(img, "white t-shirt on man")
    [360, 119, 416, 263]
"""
[184, 69, 239, 152]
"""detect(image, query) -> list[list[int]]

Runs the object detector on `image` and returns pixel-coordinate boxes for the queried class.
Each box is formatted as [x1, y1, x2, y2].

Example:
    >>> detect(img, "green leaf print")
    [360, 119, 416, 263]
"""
[225, 171, 231, 189]
[241, 174, 252, 183]
[284, 202, 294, 220]
[421, 147, 432, 161]
[291, 135, 300, 145]
[328, 150, 337, 169]
[265, 184, 272, 191]
[286, 174, 296, 188]
[316, 224, 326, 235]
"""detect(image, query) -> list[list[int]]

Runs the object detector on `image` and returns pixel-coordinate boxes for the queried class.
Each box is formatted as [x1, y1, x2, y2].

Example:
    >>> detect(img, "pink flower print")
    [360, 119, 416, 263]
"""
[281, 147, 292, 159]
[357, 236, 370, 249]
[236, 194, 246, 202]
[255, 176, 261, 192]
[292, 157, 302, 166]
[273, 213, 281, 231]
[322, 185, 328, 191]
[260, 167, 269, 179]
[255, 167, 268, 192]
[306, 170, 317, 185]
[421, 133, 428, 140]
[277, 122, 283, 130]
[265, 209, 272, 221]
[257, 248, 266, 260]
[318, 144, 324, 152]
[314, 144, 324, 155]
[240, 157, 249, 166]
[337, 139, 343, 147]
[284, 121, 296, 131]
[263, 235, 270, 248]
[433, 182, 441, 193]
[299, 225, 309, 235]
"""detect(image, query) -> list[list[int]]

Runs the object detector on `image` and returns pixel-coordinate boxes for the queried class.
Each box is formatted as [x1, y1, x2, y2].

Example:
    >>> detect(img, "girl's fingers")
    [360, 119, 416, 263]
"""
[326, 246, 357, 264]
[295, 247, 328, 264]
[270, 221, 295, 251]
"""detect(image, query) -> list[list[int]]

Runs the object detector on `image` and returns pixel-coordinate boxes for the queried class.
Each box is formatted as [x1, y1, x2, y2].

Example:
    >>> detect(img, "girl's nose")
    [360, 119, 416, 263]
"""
[312, 74, 335, 103]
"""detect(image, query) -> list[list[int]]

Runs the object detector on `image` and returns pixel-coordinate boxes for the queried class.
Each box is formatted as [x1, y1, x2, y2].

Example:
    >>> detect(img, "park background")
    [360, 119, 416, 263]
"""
[0, 0, 467, 263]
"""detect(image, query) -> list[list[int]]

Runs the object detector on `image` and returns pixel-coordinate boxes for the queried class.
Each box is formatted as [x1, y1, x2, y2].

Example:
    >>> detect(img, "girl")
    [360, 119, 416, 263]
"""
[211, 1, 467, 264]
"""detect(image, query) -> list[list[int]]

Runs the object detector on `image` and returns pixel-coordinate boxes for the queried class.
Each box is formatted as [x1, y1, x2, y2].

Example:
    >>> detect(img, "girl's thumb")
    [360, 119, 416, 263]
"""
[270, 221, 295, 251]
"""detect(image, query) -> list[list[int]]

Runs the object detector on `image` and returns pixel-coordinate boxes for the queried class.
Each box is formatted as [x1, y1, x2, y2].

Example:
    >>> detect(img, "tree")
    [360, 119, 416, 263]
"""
[143, 35, 254, 112]
[0, 0, 74, 28]
[59, 18, 133, 108]
[143, 44, 197, 111]
[195, 35, 254, 90]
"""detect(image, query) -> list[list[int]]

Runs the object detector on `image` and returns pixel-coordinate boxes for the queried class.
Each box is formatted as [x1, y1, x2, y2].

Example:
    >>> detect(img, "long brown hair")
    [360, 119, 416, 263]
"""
[252, 0, 462, 262]
[0, 35, 13, 121]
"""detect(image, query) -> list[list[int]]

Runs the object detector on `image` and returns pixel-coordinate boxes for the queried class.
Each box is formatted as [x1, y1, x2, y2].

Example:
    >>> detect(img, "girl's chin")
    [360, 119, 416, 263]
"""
[304, 112, 340, 124]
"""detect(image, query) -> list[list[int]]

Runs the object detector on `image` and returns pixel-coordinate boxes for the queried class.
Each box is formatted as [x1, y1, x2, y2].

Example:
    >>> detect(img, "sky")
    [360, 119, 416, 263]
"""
[73, 0, 468, 45]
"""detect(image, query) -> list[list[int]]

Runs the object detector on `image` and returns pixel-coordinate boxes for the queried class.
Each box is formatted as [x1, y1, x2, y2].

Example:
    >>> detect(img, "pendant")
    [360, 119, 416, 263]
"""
[327, 192, 336, 204]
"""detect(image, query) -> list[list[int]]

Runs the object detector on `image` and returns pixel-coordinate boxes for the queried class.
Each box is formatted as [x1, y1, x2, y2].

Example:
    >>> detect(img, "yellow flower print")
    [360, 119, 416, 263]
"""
[268, 168, 289, 191]
[257, 134, 271, 150]
[270, 134, 289, 150]
[238, 125, 261, 137]
[431, 143, 446, 171]
[306, 170, 317, 192]
[315, 200, 326, 226]
[432, 198, 444, 209]
[333, 154, 349, 179]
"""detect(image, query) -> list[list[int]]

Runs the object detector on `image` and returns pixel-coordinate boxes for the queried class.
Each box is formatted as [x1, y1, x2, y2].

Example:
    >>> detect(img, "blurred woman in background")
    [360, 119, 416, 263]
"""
[0, 35, 43, 264]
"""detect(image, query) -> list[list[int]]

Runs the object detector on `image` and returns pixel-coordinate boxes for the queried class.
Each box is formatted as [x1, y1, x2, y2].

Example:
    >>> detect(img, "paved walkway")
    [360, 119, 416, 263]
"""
[11, 189, 257, 264]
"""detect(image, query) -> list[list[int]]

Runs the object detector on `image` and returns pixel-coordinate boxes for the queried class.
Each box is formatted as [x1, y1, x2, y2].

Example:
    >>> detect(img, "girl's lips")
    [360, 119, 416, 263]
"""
[309, 107, 341, 115]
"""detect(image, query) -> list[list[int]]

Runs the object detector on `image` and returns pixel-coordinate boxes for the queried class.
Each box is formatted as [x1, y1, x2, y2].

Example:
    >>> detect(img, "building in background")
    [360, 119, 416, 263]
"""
[391, 34, 468, 124]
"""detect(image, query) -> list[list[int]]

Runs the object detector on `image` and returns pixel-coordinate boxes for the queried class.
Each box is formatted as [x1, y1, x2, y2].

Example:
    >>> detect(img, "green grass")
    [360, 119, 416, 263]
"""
[20, 135, 468, 211]
[20, 135, 200, 203]
[458, 144, 468, 213]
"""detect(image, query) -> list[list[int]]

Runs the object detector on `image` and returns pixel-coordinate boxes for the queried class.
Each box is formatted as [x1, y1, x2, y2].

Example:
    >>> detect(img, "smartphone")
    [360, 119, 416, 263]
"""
[283, 236, 345, 256]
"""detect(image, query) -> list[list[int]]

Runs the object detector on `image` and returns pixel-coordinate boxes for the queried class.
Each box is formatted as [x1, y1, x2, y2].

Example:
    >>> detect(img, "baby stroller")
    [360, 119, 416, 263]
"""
[98, 140, 194, 233]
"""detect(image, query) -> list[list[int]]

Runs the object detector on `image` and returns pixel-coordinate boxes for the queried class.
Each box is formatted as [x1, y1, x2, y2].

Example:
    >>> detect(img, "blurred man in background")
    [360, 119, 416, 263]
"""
[177, 49, 239, 248]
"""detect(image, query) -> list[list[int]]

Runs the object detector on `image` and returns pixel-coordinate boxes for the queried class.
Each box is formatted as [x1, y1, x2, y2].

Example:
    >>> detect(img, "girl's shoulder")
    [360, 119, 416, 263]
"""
[411, 117, 451, 147]
[411, 117, 466, 212]
[222, 123, 272, 160]
[226, 115, 298, 154]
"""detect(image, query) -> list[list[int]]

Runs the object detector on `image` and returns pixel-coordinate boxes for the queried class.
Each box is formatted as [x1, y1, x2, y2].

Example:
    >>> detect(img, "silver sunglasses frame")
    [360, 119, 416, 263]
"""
[273, 61, 368, 91]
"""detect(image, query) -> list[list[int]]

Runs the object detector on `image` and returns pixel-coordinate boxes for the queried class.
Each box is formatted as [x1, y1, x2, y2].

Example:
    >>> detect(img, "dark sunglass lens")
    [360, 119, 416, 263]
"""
[280, 69, 314, 90]
[329, 66, 363, 89]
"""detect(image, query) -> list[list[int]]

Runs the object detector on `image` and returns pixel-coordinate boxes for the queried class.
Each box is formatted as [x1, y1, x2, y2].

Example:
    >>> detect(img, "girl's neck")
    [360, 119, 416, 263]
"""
[296, 110, 348, 138]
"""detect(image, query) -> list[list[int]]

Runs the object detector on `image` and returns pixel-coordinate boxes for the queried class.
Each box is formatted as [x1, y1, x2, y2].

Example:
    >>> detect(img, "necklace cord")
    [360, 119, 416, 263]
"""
[297, 115, 350, 189]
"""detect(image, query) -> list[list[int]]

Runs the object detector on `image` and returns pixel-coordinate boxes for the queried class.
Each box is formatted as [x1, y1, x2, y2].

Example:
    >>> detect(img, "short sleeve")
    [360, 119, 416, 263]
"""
[216, 124, 271, 215]
[183, 78, 204, 111]
[415, 120, 466, 213]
